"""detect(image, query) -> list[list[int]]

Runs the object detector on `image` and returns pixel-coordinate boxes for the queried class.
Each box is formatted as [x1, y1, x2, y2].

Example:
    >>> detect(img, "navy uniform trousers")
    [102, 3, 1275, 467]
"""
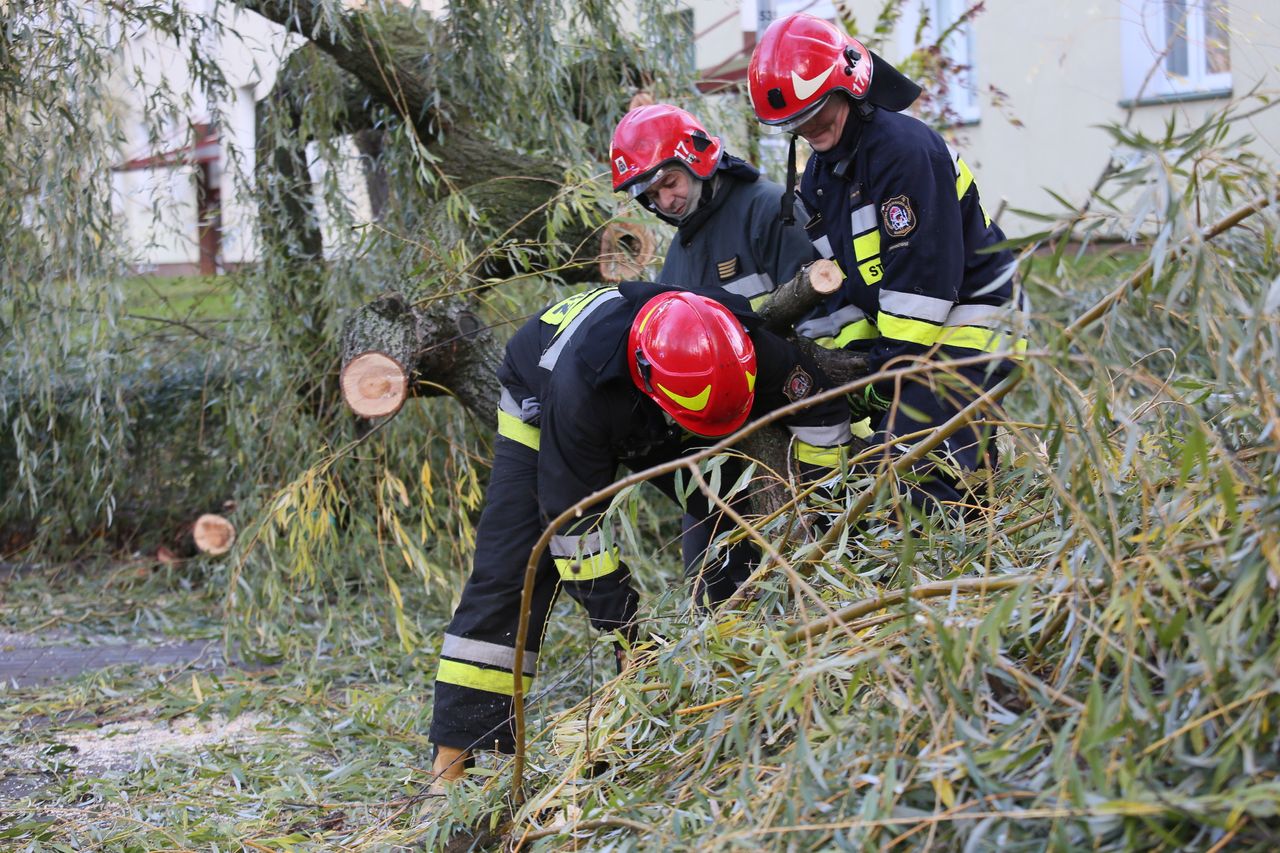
[428, 432, 753, 754]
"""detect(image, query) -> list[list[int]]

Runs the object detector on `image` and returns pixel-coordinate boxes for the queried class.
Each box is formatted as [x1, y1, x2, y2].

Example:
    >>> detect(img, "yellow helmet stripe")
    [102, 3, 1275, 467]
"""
[745, 370, 756, 393]
[657, 382, 711, 411]
[636, 305, 660, 335]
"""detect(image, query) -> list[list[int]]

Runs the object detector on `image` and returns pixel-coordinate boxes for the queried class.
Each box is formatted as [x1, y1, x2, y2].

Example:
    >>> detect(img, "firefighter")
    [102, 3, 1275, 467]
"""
[430, 283, 853, 782]
[610, 103, 817, 308]
[747, 13, 1029, 515]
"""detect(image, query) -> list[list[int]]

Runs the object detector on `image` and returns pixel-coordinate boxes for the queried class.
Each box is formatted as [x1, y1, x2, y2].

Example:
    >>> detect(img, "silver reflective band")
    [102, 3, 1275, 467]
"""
[442, 634, 538, 676]
[789, 423, 853, 446]
[723, 272, 775, 299]
[811, 235, 834, 259]
[795, 304, 868, 339]
[850, 204, 877, 235]
[880, 291, 953, 323]
[538, 291, 622, 371]
[945, 303, 1013, 327]
[551, 530, 603, 557]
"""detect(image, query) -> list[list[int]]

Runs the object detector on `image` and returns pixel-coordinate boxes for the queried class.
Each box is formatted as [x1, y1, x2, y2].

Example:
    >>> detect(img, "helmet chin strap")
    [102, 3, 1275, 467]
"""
[781, 134, 797, 226]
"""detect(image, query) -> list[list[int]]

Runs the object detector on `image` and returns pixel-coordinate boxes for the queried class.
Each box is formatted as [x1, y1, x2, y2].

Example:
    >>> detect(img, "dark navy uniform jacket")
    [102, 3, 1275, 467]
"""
[658, 160, 817, 308]
[793, 107, 1027, 385]
[494, 281, 852, 588]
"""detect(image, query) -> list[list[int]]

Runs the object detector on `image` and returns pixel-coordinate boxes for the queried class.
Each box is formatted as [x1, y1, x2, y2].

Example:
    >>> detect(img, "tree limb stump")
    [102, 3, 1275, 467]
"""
[757, 259, 844, 332]
[340, 292, 502, 420]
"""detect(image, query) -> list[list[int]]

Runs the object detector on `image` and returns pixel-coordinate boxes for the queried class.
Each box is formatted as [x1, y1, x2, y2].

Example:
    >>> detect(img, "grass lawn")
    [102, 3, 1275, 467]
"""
[119, 273, 242, 322]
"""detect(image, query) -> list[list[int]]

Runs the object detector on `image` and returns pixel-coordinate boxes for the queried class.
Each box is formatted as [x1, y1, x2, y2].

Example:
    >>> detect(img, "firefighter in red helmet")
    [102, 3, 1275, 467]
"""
[748, 13, 1030, 517]
[610, 103, 816, 308]
[429, 282, 853, 783]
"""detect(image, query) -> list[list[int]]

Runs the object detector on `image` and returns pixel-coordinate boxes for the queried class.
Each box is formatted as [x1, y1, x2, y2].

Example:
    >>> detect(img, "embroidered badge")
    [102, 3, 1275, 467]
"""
[717, 256, 740, 281]
[783, 365, 814, 402]
[881, 194, 917, 237]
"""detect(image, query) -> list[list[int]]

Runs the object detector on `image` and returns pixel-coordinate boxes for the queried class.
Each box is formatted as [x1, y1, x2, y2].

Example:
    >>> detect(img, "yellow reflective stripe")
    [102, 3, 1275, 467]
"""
[853, 229, 881, 260]
[955, 158, 975, 199]
[857, 259, 884, 285]
[794, 441, 845, 467]
[749, 293, 771, 310]
[497, 409, 540, 450]
[851, 417, 874, 439]
[936, 325, 1029, 356]
[540, 286, 611, 332]
[813, 324, 880, 349]
[437, 659, 531, 696]
[828, 318, 879, 348]
[555, 547, 621, 581]
[877, 313, 943, 347]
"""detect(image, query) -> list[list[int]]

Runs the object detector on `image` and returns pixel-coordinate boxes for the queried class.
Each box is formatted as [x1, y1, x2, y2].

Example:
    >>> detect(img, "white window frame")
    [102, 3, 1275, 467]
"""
[896, 0, 981, 125]
[1121, 0, 1231, 102]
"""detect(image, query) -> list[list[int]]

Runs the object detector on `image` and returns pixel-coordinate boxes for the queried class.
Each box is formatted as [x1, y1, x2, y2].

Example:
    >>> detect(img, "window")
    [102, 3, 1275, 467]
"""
[897, 0, 981, 124]
[1122, 0, 1231, 101]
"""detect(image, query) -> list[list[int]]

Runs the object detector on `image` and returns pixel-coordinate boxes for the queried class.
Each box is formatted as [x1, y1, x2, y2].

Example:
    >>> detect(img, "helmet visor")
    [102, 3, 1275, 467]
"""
[758, 94, 831, 135]
[626, 167, 668, 199]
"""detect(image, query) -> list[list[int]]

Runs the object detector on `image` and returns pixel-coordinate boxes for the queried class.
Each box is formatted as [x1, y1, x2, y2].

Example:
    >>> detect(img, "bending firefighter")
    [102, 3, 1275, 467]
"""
[749, 13, 1029, 516]
[610, 103, 816, 307]
[430, 283, 854, 781]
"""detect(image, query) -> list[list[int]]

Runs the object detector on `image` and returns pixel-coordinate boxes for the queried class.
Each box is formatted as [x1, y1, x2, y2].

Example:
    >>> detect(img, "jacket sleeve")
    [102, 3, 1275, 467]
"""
[537, 378, 639, 637]
[864, 136, 965, 378]
[751, 329, 854, 479]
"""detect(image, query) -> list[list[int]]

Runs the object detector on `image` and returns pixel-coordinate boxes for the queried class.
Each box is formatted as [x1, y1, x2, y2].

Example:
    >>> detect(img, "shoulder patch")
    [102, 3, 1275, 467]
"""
[881, 195, 917, 238]
[717, 255, 740, 281]
[783, 365, 814, 403]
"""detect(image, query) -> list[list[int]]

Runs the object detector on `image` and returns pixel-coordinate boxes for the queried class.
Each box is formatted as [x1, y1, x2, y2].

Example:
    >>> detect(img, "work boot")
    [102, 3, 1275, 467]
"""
[429, 745, 472, 794]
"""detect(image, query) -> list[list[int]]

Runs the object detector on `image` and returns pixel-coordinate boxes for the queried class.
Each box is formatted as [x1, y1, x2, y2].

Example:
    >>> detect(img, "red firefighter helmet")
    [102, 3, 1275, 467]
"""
[628, 292, 757, 437]
[610, 104, 724, 197]
[748, 13, 919, 131]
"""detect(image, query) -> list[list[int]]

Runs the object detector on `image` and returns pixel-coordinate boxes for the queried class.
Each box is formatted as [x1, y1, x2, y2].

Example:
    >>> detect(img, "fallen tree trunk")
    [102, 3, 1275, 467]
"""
[340, 260, 872, 423]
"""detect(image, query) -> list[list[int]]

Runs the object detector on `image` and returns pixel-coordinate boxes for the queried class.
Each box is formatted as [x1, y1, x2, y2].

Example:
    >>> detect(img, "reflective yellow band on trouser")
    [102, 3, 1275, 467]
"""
[814, 319, 880, 349]
[497, 409, 540, 450]
[437, 659, 532, 696]
[851, 417, 874, 439]
[794, 440, 847, 468]
[555, 547, 622, 581]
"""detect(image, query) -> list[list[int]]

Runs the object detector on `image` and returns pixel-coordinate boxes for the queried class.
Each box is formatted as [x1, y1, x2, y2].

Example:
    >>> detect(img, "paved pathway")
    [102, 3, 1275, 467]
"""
[0, 631, 230, 689]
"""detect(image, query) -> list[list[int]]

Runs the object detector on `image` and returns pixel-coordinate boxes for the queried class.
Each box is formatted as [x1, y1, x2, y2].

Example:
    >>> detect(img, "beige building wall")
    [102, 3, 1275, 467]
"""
[836, 0, 1280, 235]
